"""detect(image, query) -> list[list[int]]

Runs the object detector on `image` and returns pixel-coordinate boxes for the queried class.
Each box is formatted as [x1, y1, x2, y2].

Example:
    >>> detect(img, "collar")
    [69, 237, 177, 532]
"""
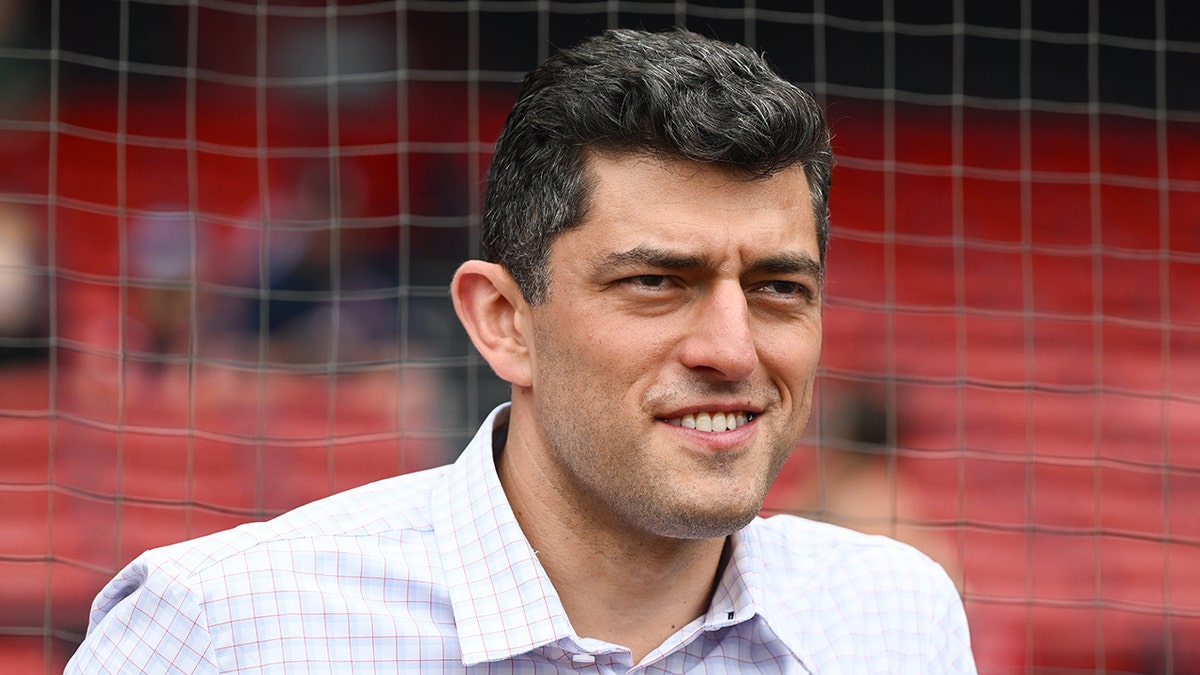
[431, 404, 574, 665]
[710, 521, 812, 666]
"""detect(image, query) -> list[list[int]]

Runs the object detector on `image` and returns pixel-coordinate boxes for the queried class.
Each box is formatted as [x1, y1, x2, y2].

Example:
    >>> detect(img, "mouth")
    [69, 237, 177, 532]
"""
[663, 411, 755, 433]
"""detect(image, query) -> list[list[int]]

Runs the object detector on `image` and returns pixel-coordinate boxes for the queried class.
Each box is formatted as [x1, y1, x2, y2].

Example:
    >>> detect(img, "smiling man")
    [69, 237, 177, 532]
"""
[68, 29, 976, 673]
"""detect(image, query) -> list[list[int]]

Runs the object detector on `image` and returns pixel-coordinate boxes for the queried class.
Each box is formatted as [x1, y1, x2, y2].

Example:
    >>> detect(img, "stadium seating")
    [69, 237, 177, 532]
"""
[3, 93, 1199, 671]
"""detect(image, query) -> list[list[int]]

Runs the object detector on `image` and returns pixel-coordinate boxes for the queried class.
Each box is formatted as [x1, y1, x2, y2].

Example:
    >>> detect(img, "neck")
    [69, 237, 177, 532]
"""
[495, 413, 729, 664]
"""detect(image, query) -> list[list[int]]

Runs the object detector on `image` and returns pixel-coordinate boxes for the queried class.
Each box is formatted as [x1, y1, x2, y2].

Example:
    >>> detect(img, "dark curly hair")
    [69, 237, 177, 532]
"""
[482, 28, 833, 303]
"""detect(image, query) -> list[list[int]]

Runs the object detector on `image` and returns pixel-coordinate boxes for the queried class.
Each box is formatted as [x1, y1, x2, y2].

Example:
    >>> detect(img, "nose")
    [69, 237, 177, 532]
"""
[677, 281, 758, 382]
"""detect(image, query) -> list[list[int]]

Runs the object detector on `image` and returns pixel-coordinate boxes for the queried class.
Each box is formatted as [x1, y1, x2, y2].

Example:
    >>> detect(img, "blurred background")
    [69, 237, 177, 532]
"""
[1, 1, 1198, 672]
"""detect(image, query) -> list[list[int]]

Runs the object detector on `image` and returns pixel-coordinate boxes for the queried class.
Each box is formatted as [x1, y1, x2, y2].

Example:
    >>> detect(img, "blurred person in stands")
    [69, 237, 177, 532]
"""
[0, 205, 46, 364]
[67, 29, 975, 673]
[792, 388, 965, 591]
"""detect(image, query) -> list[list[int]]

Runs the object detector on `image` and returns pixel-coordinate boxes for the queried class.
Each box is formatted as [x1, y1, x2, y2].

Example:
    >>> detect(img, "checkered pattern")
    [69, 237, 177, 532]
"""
[66, 405, 976, 673]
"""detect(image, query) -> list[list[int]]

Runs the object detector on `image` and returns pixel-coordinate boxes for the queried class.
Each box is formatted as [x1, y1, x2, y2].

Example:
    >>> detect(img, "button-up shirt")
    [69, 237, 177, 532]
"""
[67, 404, 976, 673]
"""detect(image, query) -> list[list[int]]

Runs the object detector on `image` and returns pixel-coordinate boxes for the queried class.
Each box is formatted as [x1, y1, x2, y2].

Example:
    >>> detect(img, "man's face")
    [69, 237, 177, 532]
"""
[522, 153, 823, 541]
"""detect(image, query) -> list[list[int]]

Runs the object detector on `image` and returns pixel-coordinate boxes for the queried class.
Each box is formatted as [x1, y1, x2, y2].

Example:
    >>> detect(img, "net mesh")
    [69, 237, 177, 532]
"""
[1, 1, 1198, 672]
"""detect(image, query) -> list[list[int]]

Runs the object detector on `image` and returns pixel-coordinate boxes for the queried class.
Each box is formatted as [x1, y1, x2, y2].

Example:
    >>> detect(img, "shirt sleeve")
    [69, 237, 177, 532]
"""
[65, 559, 221, 675]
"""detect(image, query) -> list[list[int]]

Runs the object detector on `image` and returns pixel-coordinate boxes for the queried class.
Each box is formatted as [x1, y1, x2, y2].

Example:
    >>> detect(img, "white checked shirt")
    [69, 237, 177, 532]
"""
[67, 404, 976, 674]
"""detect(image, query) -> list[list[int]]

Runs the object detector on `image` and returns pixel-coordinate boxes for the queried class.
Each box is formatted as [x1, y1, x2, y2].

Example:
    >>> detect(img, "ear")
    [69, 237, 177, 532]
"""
[450, 260, 533, 387]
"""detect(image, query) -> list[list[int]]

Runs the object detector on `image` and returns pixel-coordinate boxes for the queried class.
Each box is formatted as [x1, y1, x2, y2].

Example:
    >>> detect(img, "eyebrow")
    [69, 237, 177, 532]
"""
[595, 245, 825, 288]
[595, 245, 710, 273]
[750, 253, 825, 288]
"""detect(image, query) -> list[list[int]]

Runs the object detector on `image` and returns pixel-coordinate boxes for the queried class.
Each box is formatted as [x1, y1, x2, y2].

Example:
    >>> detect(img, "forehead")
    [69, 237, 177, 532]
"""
[559, 152, 819, 262]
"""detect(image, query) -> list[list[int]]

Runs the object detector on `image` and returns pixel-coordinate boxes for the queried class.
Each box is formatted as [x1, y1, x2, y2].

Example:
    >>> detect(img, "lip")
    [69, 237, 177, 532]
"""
[655, 408, 760, 452]
[656, 402, 763, 420]
[658, 418, 757, 451]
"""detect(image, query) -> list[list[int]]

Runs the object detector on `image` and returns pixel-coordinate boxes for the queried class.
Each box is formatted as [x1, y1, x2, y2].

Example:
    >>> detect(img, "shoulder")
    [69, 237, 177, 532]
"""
[68, 465, 465, 673]
[745, 515, 976, 672]
[748, 514, 960, 614]
[91, 462, 455, 625]
[158, 463, 450, 574]
[752, 513, 938, 568]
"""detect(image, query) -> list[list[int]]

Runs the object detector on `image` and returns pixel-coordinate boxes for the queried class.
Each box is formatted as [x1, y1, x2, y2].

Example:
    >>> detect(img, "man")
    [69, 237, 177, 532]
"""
[67, 29, 975, 673]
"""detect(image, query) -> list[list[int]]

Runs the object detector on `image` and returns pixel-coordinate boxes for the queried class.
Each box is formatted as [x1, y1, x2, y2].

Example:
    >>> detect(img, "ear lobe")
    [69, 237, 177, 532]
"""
[450, 260, 533, 387]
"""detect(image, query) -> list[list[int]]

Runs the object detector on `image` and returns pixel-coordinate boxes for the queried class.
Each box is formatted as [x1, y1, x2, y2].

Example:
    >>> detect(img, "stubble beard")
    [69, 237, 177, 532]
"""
[527, 320, 804, 542]
[538, 396, 796, 542]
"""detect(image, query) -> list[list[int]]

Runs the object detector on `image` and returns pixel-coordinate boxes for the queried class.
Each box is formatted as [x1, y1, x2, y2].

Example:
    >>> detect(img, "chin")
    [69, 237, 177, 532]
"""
[651, 501, 762, 540]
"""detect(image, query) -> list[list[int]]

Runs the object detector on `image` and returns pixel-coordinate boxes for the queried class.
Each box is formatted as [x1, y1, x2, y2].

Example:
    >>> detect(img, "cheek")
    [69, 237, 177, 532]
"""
[580, 320, 666, 366]
[759, 333, 820, 416]
[533, 318, 639, 394]
[762, 328, 821, 374]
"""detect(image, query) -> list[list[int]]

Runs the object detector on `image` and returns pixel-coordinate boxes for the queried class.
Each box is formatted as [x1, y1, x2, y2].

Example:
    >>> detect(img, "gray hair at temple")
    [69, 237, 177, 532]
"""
[481, 28, 834, 304]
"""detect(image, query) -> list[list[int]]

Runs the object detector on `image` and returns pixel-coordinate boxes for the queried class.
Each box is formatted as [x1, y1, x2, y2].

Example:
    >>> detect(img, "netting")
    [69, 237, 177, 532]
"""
[1, 1, 1198, 672]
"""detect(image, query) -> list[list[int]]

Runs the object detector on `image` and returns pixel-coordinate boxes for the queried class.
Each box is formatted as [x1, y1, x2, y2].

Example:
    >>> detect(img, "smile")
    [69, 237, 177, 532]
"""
[665, 411, 753, 432]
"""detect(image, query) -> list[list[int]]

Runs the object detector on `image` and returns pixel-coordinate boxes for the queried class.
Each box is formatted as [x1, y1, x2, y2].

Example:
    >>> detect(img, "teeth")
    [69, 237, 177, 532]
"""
[667, 411, 752, 432]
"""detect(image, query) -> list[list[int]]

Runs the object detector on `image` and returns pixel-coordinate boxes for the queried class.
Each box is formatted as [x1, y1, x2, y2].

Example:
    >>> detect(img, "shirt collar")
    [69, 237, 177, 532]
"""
[431, 404, 574, 665]
[711, 521, 812, 666]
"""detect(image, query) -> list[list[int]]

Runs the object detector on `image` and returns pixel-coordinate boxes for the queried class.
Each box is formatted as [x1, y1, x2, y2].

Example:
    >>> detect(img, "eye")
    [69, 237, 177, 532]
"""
[759, 280, 812, 298]
[627, 274, 668, 288]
